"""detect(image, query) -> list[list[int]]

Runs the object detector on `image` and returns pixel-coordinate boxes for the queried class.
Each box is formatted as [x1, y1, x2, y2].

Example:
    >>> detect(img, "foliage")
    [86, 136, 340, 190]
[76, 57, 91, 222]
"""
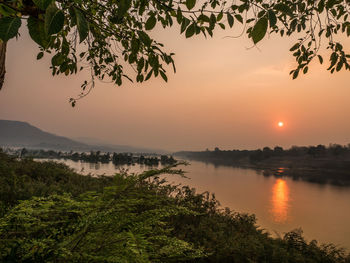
[0, 151, 350, 262]
[12, 148, 177, 166]
[0, 0, 349, 105]
[0, 164, 206, 262]
[0, 150, 114, 215]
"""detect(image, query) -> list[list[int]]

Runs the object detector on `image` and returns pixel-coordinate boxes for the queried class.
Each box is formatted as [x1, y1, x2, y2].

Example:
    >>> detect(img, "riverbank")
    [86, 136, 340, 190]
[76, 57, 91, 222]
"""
[175, 145, 350, 186]
[1, 150, 349, 262]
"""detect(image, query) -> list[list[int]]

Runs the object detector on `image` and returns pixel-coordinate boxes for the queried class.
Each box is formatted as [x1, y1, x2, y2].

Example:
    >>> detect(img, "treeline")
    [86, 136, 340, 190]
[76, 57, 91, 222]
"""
[175, 144, 350, 186]
[0, 150, 349, 262]
[112, 153, 176, 166]
[249, 144, 350, 162]
[176, 144, 350, 163]
[6, 148, 177, 166]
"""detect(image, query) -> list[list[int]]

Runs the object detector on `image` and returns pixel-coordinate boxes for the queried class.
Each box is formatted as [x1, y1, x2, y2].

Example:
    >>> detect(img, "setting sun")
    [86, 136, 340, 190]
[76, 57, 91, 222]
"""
[278, 122, 284, 127]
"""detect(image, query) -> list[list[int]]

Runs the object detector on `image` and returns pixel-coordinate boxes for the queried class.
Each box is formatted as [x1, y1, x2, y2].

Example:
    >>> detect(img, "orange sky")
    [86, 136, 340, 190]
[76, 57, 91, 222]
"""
[0, 25, 349, 151]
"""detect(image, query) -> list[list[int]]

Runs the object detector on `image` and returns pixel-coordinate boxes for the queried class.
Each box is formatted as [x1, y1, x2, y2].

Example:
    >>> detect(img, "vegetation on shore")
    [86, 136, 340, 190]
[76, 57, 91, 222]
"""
[0, 150, 114, 216]
[175, 144, 350, 186]
[6, 148, 177, 166]
[0, 149, 349, 262]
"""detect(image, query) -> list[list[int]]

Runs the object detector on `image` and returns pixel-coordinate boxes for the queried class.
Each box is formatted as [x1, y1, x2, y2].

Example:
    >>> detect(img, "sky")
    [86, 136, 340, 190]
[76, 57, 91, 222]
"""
[0, 24, 350, 152]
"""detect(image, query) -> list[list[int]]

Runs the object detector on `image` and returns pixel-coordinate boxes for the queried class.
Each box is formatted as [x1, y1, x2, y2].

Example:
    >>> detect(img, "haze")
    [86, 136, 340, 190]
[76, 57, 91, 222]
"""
[0, 25, 349, 151]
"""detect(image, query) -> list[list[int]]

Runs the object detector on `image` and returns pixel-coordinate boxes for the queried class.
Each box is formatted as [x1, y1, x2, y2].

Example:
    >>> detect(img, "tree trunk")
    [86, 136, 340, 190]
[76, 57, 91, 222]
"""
[0, 40, 6, 90]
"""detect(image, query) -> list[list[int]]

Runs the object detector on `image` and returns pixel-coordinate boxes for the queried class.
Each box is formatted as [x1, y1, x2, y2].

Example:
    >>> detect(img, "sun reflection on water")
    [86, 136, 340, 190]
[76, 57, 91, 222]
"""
[271, 179, 290, 223]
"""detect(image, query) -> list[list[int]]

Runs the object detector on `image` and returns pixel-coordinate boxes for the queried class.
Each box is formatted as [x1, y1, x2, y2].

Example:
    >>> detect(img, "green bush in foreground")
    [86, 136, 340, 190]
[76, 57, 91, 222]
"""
[0, 151, 114, 215]
[0, 151, 349, 262]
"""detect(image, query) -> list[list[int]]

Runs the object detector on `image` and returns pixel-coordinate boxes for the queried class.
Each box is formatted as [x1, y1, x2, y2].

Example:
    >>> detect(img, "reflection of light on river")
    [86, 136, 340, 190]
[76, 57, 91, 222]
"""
[270, 179, 290, 223]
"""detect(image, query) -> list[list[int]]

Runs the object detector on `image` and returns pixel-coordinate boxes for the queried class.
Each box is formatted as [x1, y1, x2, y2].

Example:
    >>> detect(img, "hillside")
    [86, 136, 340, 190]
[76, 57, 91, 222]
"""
[0, 120, 165, 153]
[0, 120, 87, 150]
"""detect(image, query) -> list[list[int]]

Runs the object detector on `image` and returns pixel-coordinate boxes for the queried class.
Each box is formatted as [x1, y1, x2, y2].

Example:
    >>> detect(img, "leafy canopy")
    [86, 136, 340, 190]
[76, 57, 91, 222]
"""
[0, 0, 349, 105]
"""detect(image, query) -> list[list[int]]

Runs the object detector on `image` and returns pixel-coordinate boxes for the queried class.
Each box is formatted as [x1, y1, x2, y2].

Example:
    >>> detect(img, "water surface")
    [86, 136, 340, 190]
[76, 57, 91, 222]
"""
[41, 159, 350, 250]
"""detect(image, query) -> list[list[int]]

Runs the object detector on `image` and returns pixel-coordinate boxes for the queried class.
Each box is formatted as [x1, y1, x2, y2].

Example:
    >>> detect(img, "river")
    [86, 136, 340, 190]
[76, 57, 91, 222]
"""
[39, 158, 350, 251]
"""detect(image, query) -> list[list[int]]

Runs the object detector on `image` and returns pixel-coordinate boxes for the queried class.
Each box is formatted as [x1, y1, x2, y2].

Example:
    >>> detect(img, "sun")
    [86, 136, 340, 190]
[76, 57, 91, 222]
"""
[278, 121, 284, 127]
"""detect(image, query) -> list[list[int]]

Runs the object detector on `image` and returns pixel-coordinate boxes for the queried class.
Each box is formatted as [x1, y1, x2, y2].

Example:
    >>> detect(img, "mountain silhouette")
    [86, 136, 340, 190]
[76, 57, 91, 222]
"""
[0, 120, 165, 153]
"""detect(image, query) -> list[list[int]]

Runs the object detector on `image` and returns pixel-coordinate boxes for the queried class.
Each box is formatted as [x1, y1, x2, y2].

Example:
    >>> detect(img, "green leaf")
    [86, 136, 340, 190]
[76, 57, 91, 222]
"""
[0, 16, 21, 42]
[160, 71, 168, 82]
[145, 15, 157, 30]
[210, 13, 216, 28]
[28, 16, 51, 48]
[0, 4, 17, 16]
[45, 4, 65, 35]
[217, 12, 223, 22]
[186, 0, 196, 10]
[198, 14, 210, 23]
[251, 17, 268, 44]
[117, 0, 132, 18]
[145, 69, 153, 80]
[318, 55, 323, 64]
[346, 25, 350, 36]
[37, 52, 44, 60]
[235, 14, 243, 24]
[219, 23, 225, 29]
[336, 60, 343, 71]
[32, 0, 54, 10]
[326, 0, 338, 9]
[180, 18, 190, 34]
[131, 38, 140, 54]
[137, 31, 151, 46]
[206, 26, 213, 37]
[185, 23, 196, 38]
[274, 3, 293, 16]
[51, 53, 65, 66]
[292, 69, 299, 79]
[289, 43, 300, 51]
[318, 0, 325, 12]
[176, 7, 182, 24]
[74, 8, 89, 43]
[137, 57, 144, 72]
[227, 13, 234, 28]
[328, 52, 338, 70]
[268, 10, 277, 27]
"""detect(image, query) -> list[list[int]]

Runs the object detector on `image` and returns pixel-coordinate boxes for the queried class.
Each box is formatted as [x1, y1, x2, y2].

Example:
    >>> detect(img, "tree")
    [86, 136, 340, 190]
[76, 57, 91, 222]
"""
[0, 0, 349, 106]
[274, 146, 284, 155]
[262, 146, 273, 158]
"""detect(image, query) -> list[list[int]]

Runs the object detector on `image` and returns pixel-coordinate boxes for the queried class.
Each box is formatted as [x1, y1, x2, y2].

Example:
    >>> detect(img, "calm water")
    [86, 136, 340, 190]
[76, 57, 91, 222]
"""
[41, 159, 350, 250]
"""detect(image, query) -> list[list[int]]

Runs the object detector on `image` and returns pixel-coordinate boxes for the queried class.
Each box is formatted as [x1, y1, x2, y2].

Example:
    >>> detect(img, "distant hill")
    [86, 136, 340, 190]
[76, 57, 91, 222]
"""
[0, 120, 89, 151]
[0, 120, 165, 153]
